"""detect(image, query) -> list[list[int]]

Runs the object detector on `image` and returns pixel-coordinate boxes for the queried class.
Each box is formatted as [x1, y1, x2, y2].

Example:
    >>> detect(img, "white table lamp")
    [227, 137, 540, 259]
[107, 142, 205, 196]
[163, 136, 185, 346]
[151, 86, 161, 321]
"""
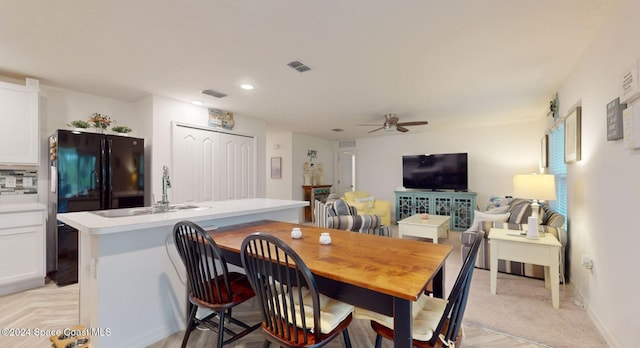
[513, 174, 557, 239]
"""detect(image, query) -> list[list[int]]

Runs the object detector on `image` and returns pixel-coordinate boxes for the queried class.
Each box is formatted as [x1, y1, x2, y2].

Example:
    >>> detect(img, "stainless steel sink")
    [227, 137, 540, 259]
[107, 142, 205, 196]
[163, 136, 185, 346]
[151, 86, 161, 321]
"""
[168, 204, 202, 211]
[90, 204, 208, 218]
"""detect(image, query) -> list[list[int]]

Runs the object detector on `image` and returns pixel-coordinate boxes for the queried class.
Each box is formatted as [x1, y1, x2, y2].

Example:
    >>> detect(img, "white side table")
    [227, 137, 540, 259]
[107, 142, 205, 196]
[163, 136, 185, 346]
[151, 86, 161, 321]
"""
[398, 214, 450, 243]
[489, 228, 562, 308]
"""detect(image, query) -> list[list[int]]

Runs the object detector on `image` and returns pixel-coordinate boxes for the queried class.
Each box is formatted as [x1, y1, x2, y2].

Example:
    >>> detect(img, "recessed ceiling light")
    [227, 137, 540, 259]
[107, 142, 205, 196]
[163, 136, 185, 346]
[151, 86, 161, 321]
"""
[240, 84, 254, 90]
[191, 100, 204, 106]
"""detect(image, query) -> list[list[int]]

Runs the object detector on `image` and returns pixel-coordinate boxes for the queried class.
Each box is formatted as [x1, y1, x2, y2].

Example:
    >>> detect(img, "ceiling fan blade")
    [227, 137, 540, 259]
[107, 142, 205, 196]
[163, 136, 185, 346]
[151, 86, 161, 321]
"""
[397, 121, 429, 126]
[368, 127, 384, 133]
[388, 115, 399, 125]
[396, 126, 410, 132]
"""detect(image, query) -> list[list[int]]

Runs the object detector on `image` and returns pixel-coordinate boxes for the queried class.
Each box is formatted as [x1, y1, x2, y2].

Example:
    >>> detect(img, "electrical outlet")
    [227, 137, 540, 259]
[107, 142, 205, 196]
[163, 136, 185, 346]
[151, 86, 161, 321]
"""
[5, 176, 16, 188]
[23, 177, 33, 187]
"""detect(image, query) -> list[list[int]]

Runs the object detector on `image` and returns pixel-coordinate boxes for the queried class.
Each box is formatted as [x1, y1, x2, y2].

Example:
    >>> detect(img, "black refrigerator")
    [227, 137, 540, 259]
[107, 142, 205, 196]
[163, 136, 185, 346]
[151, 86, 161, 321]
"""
[47, 129, 145, 285]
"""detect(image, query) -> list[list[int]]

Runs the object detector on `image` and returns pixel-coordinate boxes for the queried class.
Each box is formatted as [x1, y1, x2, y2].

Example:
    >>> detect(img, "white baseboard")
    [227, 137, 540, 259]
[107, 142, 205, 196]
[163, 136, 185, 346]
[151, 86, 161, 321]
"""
[0, 277, 45, 296]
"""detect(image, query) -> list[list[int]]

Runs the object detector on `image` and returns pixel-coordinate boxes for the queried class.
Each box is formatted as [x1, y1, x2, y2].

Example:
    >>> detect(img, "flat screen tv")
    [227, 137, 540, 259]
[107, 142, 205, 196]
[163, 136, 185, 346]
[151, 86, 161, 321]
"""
[402, 153, 468, 191]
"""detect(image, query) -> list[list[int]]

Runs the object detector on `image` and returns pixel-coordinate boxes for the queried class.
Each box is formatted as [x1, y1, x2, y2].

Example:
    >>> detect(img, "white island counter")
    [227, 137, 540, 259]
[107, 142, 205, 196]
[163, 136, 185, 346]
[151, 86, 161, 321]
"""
[57, 198, 307, 348]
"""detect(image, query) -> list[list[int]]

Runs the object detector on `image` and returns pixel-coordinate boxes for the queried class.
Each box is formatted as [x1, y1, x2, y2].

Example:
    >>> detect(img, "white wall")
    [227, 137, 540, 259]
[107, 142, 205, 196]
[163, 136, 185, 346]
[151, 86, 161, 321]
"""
[39, 86, 142, 139]
[265, 127, 293, 199]
[291, 133, 335, 221]
[149, 95, 267, 203]
[552, 0, 640, 345]
[353, 120, 544, 217]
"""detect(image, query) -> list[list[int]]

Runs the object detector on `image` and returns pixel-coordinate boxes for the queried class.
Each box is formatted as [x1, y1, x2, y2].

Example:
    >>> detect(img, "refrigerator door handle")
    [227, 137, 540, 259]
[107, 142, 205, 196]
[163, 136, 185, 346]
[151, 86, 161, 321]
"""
[100, 138, 108, 209]
[106, 138, 113, 208]
[90, 170, 97, 191]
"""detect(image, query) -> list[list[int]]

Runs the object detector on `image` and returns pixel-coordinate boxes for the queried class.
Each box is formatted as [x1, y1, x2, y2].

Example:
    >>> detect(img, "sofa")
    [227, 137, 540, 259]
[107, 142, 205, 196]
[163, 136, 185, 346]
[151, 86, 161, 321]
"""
[461, 197, 566, 281]
[314, 195, 382, 235]
[343, 191, 391, 226]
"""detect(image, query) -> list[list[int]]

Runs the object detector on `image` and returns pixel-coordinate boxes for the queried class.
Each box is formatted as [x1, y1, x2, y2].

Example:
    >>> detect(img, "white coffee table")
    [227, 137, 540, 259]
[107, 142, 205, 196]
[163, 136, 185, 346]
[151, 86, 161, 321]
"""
[489, 227, 562, 308]
[397, 214, 450, 243]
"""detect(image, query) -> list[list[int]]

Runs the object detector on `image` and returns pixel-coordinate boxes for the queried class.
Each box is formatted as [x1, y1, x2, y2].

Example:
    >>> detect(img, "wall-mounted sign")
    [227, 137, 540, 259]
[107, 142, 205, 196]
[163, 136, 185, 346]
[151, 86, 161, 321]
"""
[621, 61, 640, 104]
[623, 103, 640, 149]
[208, 108, 234, 130]
[607, 97, 626, 141]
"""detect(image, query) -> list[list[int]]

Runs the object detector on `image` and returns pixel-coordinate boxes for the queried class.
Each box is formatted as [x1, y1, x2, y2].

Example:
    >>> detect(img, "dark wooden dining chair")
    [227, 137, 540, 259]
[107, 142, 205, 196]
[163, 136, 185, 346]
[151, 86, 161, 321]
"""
[361, 230, 485, 348]
[173, 221, 260, 348]
[240, 232, 354, 348]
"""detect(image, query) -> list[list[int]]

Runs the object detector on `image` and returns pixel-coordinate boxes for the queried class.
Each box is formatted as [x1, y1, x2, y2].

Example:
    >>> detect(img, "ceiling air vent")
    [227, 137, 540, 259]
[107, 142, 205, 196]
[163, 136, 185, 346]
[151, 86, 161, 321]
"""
[287, 60, 311, 73]
[339, 140, 356, 148]
[200, 89, 227, 98]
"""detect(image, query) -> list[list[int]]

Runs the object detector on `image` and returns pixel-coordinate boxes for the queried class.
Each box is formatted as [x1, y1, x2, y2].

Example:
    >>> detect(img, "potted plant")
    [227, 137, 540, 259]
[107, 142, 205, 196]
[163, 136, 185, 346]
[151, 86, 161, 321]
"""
[67, 120, 90, 130]
[89, 113, 112, 132]
[112, 125, 132, 135]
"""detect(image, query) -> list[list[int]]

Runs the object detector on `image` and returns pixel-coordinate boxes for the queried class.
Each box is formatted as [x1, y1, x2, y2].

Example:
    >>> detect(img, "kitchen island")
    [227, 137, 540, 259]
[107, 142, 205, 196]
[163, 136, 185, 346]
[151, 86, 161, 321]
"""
[57, 198, 307, 348]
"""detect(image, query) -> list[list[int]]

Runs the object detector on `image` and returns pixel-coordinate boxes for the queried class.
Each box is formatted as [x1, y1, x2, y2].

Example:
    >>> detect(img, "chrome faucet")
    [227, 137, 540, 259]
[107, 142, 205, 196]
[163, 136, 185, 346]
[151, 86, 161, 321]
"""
[158, 165, 171, 211]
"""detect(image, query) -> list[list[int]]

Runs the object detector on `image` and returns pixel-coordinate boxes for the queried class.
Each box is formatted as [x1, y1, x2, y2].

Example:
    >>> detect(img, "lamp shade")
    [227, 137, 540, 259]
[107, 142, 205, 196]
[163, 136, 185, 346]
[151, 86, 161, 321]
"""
[513, 174, 557, 201]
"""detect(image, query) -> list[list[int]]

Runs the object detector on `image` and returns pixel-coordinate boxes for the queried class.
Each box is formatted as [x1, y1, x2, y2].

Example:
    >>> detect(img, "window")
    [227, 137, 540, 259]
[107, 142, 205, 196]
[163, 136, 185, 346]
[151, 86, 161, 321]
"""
[548, 124, 567, 229]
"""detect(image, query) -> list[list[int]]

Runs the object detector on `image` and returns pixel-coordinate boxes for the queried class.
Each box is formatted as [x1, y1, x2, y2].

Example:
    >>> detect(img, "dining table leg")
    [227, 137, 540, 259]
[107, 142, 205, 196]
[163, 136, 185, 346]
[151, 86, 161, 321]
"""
[433, 264, 445, 298]
[394, 297, 412, 348]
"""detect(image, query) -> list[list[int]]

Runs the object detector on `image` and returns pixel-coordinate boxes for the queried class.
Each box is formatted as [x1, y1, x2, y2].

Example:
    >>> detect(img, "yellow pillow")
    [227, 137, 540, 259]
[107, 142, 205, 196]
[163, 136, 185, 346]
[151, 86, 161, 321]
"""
[355, 196, 375, 209]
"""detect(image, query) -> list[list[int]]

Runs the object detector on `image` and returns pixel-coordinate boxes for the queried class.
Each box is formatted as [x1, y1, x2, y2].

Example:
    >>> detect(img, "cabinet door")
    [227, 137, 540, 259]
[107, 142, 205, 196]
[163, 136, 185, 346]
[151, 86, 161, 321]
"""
[414, 195, 430, 214]
[396, 194, 414, 220]
[433, 196, 452, 216]
[452, 196, 474, 230]
[0, 82, 39, 165]
[0, 211, 44, 288]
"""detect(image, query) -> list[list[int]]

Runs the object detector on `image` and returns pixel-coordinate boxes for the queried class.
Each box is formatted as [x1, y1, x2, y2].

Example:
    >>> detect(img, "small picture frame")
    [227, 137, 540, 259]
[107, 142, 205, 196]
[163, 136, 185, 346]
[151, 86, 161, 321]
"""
[270, 157, 282, 179]
[606, 97, 625, 141]
[540, 134, 548, 168]
[565, 107, 582, 164]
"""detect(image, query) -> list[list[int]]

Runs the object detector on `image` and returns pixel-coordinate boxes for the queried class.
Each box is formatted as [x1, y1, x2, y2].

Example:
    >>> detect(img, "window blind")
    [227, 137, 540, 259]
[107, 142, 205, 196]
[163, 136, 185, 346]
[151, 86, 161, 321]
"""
[548, 124, 567, 229]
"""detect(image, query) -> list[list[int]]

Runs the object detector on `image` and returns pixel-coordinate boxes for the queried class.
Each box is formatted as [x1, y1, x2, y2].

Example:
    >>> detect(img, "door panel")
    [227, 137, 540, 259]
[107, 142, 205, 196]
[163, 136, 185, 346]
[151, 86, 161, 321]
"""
[220, 133, 255, 200]
[172, 124, 254, 203]
[337, 151, 355, 196]
[56, 130, 102, 213]
[106, 135, 144, 208]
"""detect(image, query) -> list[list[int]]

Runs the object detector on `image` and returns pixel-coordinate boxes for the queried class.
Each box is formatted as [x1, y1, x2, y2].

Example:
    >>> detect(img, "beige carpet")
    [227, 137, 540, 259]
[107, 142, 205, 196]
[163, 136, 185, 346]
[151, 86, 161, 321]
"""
[439, 232, 607, 348]
[463, 269, 608, 348]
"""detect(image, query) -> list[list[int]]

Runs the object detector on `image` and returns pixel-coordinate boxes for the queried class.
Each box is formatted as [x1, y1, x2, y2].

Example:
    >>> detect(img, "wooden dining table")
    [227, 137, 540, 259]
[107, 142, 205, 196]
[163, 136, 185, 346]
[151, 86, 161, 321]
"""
[208, 220, 453, 348]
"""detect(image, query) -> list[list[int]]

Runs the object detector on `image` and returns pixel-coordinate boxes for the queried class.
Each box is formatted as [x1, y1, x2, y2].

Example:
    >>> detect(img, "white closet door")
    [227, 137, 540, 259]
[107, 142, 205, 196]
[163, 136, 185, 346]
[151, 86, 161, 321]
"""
[172, 124, 254, 203]
[219, 132, 255, 200]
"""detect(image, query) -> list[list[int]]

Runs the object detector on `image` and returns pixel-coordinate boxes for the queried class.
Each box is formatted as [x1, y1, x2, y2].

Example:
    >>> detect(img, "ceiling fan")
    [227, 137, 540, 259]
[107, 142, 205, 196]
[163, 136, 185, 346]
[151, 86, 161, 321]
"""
[359, 114, 429, 133]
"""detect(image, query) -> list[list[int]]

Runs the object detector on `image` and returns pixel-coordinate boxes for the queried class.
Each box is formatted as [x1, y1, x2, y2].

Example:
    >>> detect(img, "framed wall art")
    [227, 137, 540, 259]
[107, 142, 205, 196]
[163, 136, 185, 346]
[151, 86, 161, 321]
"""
[270, 157, 282, 179]
[208, 108, 235, 130]
[565, 107, 582, 164]
[606, 97, 625, 140]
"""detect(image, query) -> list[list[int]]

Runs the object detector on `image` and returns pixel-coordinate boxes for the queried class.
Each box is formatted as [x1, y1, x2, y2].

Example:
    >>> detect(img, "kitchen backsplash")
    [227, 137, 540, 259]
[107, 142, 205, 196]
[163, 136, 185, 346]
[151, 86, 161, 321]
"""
[0, 169, 38, 195]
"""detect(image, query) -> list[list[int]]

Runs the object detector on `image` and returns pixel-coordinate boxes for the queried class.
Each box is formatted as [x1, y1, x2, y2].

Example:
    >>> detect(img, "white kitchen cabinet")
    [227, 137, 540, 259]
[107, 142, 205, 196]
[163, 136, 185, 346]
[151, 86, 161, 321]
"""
[0, 80, 39, 165]
[0, 204, 46, 296]
[171, 123, 256, 203]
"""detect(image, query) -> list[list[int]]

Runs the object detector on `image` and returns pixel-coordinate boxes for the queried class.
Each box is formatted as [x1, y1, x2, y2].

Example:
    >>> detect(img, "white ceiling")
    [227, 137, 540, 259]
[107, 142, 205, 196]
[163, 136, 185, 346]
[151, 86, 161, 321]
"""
[0, 0, 611, 140]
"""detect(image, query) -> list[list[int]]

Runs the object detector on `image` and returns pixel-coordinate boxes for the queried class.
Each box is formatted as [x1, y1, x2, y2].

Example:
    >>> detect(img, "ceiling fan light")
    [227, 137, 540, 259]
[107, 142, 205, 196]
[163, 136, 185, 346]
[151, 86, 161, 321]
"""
[385, 124, 397, 132]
